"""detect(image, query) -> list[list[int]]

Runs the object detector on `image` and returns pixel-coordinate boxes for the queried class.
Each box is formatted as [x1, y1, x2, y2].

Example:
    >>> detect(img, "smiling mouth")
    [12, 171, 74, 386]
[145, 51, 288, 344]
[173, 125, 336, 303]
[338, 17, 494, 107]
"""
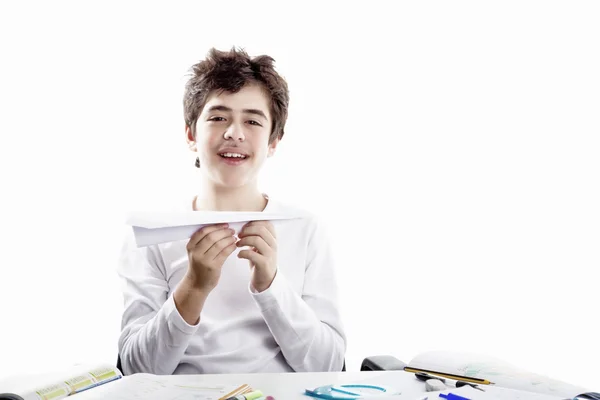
[219, 152, 248, 160]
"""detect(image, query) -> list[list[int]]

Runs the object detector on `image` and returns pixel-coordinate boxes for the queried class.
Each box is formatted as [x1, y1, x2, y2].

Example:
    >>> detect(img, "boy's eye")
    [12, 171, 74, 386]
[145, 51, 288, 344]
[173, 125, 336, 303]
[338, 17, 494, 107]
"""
[248, 120, 262, 126]
[209, 116, 225, 122]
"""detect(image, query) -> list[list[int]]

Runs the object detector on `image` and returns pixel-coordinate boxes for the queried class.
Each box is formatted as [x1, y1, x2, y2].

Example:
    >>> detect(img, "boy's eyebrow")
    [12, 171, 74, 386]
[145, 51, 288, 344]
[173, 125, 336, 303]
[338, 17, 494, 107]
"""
[207, 105, 268, 120]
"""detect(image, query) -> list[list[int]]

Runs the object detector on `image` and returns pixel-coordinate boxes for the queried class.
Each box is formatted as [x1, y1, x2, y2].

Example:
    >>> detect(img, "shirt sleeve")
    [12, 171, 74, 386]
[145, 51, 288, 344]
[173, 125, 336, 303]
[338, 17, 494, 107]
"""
[117, 230, 199, 375]
[249, 216, 347, 372]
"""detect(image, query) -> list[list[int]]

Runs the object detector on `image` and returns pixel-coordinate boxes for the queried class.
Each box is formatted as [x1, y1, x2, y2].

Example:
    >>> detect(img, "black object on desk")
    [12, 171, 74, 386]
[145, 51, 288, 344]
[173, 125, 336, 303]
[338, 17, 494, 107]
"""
[574, 393, 600, 400]
[360, 355, 407, 371]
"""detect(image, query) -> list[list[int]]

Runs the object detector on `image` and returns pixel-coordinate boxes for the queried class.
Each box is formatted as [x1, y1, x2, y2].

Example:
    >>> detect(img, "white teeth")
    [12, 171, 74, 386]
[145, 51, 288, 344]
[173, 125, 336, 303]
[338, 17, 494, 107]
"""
[220, 152, 246, 158]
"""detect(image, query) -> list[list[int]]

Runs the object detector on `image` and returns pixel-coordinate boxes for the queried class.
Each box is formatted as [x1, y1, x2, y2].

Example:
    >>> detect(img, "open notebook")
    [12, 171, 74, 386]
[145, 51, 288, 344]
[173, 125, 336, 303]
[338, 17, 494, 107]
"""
[0, 364, 254, 400]
[402, 351, 594, 399]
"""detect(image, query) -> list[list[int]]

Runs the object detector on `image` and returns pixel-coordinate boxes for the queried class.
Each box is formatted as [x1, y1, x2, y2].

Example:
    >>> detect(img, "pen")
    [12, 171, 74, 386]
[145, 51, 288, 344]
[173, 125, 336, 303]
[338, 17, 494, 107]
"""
[439, 393, 471, 400]
[405, 367, 493, 385]
[415, 372, 485, 392]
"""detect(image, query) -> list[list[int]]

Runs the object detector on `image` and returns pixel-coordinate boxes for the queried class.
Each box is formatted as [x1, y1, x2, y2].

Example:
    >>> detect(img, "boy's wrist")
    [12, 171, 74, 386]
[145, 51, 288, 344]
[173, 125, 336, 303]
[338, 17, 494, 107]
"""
[251, 269, 277, 293]
[182, 271, 215, 295]
[173, 275, 212, 326]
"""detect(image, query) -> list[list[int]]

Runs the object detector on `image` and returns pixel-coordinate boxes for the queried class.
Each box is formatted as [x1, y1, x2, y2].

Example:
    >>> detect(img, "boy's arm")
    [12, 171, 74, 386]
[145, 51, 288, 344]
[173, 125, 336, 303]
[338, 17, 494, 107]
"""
[117, 232, 201, 376]
[247, 217, 347, 372]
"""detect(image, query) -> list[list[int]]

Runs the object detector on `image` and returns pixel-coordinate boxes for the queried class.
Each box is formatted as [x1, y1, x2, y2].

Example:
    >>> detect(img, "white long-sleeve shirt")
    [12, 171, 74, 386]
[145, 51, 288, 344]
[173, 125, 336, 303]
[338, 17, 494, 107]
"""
[117, 196, 346, 375]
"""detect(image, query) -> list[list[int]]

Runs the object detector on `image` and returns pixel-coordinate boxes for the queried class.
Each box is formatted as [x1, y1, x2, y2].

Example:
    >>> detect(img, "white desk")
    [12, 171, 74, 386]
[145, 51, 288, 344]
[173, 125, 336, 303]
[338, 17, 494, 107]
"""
[72, 369, 571, 400]
[75, 370, 425, 399]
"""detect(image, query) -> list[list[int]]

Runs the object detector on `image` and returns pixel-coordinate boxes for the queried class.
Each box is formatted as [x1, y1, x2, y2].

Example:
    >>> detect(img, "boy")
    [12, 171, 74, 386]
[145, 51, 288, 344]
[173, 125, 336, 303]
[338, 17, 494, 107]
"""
[117, 47, 346, 375]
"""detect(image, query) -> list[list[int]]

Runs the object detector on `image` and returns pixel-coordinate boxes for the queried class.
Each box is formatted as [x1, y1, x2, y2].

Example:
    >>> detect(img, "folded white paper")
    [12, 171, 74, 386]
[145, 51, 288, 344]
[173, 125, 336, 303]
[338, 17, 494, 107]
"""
[126, 211, 305, 247]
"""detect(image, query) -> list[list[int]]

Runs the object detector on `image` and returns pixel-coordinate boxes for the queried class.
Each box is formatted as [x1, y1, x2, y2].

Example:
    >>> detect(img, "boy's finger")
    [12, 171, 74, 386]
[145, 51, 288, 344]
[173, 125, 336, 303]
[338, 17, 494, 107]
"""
[237, 249, 264, 266]
[238, 226, 276, 249]
[213, 240, 238, 263]
[241, 221, 276, 239]
[188, 224, 229, 248]
[236, 235, 271, 256]
[205, 235, 237, 260]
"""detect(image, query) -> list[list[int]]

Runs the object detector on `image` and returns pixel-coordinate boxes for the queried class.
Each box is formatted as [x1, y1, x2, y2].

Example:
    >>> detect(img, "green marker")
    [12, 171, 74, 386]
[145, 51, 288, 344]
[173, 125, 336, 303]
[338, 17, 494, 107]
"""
[244, 390, 264, 400]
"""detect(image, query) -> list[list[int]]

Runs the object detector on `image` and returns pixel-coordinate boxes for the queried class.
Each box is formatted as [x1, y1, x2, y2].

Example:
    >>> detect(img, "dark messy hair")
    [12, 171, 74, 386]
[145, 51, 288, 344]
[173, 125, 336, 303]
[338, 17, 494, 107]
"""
[183, 47, 290, 144]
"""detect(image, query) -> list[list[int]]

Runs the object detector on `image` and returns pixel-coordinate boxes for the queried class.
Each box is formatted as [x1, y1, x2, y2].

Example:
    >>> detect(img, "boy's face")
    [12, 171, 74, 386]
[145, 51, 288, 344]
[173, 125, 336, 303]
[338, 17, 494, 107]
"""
[186, 82, 278, 189]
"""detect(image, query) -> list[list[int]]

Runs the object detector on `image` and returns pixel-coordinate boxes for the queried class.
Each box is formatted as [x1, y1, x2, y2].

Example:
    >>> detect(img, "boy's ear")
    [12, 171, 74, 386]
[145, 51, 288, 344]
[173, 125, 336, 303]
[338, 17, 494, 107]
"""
[267, 137, 280, 157]
[185, 125, 197, 152]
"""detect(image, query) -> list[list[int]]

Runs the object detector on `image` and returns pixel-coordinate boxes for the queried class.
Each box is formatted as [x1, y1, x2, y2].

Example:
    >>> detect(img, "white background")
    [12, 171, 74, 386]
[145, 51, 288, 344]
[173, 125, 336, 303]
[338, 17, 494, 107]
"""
[1, 0, 599, 391]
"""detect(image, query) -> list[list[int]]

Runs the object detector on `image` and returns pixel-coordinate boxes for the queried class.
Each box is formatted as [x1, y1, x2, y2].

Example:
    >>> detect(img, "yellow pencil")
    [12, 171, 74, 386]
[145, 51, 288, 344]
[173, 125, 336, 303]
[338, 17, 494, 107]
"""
[219, 384, 253, 400]
[404, 367, 495, 385]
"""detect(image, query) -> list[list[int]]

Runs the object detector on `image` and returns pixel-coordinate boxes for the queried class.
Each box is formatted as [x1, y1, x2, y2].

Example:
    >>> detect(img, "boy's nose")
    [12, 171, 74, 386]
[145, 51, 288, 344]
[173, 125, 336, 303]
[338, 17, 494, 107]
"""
[224, 123, 245, 141]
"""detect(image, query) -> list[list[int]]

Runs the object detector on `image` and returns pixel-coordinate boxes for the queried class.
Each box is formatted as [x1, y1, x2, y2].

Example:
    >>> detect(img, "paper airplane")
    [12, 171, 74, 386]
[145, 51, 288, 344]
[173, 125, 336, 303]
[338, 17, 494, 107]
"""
[126, 210, 305, 247]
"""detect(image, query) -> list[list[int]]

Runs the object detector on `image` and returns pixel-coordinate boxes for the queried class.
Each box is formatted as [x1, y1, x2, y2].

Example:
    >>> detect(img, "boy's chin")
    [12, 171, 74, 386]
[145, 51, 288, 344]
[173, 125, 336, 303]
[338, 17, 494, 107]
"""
[214, 175, 254, 189]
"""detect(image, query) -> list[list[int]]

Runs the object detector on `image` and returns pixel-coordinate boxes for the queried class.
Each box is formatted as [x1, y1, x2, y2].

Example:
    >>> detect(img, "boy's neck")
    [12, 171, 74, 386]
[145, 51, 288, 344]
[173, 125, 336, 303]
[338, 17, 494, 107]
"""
[193, 184, 268, 212]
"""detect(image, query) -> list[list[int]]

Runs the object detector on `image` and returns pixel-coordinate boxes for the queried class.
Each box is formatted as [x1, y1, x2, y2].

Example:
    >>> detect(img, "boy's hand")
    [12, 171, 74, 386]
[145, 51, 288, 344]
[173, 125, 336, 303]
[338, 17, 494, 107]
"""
[185, 223, 237, 293]
[236, 221, 278, 292]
